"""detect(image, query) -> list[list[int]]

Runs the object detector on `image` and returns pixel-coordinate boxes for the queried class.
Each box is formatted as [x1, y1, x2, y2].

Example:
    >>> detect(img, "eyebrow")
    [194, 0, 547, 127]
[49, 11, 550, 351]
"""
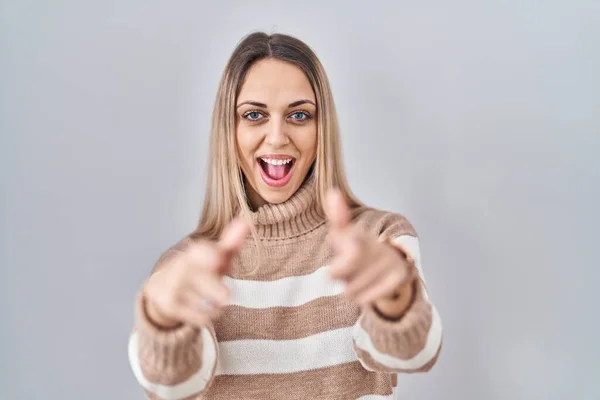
[236, 99, 316, 108]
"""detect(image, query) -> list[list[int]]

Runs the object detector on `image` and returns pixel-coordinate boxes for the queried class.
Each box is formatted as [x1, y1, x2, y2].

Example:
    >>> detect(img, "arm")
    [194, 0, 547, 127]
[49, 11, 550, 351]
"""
[129, 294, 219, 400]
[127, 241, 219, 400]
[352, 218, 443, 374]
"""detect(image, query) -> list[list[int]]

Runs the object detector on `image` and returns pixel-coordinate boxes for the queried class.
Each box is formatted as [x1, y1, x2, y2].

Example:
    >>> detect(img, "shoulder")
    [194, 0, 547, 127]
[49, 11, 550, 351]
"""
[350, 205, 418, 239]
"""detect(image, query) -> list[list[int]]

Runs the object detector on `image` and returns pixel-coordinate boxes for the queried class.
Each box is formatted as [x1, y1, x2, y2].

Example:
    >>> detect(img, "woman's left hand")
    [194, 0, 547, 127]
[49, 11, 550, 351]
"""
[324, 189, 417, 310]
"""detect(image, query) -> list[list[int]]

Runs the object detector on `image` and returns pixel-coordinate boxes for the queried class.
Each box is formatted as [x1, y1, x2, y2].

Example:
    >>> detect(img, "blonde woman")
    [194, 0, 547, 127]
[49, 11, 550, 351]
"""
[128, 32, 443, 400]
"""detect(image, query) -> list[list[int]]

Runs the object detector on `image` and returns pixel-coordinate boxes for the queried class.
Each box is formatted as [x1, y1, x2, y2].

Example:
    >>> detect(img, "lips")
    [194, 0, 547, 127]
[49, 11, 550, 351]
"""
[257, 155, 296, 187]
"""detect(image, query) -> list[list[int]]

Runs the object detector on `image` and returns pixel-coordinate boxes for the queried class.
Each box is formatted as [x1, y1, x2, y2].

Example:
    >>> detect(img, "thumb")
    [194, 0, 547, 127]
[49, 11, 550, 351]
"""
[325, 188, 351, 232]
[216, 217, 250, 273]
[218, 217, 250, 254]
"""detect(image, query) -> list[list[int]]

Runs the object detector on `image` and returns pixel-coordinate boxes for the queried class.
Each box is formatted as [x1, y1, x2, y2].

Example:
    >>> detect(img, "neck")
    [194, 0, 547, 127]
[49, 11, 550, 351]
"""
[247, 177, 325, 240]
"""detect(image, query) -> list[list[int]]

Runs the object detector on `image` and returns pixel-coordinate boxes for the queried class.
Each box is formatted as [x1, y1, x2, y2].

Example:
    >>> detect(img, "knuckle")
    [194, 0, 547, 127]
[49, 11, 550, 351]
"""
[399, 264, 412, 281]
[391, 268, 404, 283]
[170, 272, 188, 292]
[159, 293, 177, 312]
[168, 259, 187, 280]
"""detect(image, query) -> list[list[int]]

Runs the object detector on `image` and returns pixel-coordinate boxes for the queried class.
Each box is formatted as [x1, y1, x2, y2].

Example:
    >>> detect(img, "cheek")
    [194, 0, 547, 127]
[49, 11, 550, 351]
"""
[236, 128, 258, 164]
[294, 126, 318, 158]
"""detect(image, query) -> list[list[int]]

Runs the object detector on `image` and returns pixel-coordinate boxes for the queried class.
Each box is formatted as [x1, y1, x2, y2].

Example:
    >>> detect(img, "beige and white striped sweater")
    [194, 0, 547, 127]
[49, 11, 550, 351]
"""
[128, 181, 443, 399]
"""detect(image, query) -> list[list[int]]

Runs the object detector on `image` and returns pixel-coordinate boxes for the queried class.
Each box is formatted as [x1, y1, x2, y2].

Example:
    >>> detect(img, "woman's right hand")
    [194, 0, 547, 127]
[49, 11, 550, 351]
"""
[142, 218, 250, 329]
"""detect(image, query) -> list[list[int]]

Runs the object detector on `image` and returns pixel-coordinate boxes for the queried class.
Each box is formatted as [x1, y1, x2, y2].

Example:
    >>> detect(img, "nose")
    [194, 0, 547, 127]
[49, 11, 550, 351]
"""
[264, 116, 289, 148]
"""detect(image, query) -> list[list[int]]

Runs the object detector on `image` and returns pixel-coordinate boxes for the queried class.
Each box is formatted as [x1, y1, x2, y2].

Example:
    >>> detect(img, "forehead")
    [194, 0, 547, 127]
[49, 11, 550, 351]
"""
[238, 58, 315, 104]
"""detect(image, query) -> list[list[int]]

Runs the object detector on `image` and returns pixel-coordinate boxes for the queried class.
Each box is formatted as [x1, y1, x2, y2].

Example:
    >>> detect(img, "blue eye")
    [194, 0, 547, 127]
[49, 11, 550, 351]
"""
[244, 111, 264, 121]
[290, 111, 310, 121]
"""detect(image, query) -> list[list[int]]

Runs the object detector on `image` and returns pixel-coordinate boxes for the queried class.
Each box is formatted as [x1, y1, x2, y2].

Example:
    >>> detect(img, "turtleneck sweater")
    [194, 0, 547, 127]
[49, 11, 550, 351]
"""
[128, 180, 443, 400]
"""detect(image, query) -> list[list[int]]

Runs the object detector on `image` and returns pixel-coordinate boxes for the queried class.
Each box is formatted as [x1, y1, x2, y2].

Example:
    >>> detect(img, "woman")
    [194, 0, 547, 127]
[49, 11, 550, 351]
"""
[128, 32, 443, 400]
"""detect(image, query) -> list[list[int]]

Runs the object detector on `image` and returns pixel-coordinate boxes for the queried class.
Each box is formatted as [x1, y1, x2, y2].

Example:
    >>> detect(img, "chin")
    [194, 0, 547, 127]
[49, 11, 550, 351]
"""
[256, 184, 297, 204]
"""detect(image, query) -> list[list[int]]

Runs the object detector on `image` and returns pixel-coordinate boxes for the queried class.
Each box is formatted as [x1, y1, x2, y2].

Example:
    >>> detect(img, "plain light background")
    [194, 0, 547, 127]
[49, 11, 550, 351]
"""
[1, 1, 599, 399]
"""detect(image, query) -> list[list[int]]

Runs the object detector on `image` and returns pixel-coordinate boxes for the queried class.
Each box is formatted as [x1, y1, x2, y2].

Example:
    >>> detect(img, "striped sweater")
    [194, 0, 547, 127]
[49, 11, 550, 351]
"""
[128, 181, 443, 399]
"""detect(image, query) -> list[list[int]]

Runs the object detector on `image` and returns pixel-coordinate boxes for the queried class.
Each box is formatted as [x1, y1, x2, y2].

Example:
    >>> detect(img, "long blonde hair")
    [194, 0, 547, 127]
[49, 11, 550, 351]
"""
[194, 31, 362, 241]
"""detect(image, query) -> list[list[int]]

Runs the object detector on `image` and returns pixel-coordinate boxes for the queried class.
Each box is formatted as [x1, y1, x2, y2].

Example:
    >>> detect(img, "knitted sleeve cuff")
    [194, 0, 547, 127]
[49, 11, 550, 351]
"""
[352, 281, 443, 373]
[132, 291, 203, 385]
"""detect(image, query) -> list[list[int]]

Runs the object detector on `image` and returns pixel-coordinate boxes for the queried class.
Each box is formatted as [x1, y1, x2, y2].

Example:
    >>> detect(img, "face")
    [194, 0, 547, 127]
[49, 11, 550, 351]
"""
[236, 58, 318, 209]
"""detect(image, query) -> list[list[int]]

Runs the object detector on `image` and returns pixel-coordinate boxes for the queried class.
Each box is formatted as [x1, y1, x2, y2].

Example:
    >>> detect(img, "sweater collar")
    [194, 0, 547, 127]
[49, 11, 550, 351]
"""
[248, 177, 325, 240]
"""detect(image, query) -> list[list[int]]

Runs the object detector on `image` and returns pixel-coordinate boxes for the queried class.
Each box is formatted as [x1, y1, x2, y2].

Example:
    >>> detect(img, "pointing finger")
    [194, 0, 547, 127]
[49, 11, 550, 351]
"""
[325, 188, 351, 233]
[218, 217, 250, 254]
[216, 217, 250, 274]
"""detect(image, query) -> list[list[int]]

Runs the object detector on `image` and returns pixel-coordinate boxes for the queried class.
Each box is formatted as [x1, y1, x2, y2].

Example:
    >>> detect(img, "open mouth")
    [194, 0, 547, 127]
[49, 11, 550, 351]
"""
[257, 156, 296, 187]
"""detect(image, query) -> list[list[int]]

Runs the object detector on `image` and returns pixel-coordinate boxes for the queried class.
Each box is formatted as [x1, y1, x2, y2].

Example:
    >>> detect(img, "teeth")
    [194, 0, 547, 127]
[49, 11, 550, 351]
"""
[261, 157, 293, 165]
